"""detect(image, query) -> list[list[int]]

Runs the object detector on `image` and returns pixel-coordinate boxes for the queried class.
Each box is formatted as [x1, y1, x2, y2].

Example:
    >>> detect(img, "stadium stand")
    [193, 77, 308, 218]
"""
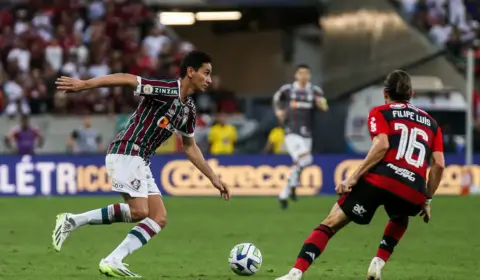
[0, 0, 194, 116]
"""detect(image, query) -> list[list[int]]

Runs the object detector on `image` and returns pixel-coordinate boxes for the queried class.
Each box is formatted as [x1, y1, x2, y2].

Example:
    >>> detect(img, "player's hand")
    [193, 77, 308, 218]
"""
[55, 76, 88, 92]
[335, 177, 357, 195]
[211, 178, 230, 201]
[419, 203, 431, 223]
[316, 97, 329, 112]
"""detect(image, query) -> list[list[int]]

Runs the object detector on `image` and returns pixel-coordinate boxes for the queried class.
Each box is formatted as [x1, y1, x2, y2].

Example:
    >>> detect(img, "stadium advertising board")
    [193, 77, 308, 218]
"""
[0, 154, 476, 196]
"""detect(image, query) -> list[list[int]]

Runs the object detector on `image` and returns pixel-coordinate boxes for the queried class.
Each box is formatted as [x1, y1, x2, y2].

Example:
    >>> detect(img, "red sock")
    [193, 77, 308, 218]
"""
[376, 218, 408, 262]
[294, 224, 335, 273]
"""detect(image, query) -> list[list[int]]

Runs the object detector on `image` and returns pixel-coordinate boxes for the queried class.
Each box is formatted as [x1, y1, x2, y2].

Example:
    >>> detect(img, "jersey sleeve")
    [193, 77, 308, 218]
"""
[432, 126, 444, 152]
[273, 84, 290, 105]
[134, 76, 179, 97]
[367, 108, 389, 137]
[177, 105, 196, 137]
[313, 85, 324, 99]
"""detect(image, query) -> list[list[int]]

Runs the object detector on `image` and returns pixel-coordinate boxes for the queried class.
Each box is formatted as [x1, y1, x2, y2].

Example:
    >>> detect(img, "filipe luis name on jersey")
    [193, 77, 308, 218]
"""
[392, 110, 431, 127]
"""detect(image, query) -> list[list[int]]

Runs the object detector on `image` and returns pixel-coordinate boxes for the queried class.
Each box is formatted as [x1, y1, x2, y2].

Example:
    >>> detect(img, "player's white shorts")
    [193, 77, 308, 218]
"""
[284, 133, 312, 161]
[105, 154, 161, 198]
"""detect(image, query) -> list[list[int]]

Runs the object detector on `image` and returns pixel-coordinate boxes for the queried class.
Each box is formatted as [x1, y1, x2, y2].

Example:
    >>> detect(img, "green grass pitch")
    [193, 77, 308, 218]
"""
[0, 196, 478, 279]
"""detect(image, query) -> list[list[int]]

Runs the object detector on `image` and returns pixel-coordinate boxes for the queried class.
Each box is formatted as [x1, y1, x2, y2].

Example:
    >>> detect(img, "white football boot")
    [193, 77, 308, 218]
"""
[366, 257, 385, 280]
[276, 268, 303, 280]
[99, 258, 141, 278]
[52, 213, 75, 251]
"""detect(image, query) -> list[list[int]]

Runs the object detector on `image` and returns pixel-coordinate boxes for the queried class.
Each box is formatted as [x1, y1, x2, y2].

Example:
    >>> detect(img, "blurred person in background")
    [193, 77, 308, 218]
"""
[264, 120, 286, 154]
[4, 74, 30, 118]
[4, 114, 43, 155]
[208, 112, 237, 155]
[67, 115, 103, 154]
[429, 16, 452, 45]
[142, 25, 170, 63]
[209, 75, 238, 114]
[273, 64, 328, 210]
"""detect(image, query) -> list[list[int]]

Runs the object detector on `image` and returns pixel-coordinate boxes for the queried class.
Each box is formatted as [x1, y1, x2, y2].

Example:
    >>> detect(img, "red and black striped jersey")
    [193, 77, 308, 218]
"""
[107, 76, 196, 160]
[363, 102, 444, 205]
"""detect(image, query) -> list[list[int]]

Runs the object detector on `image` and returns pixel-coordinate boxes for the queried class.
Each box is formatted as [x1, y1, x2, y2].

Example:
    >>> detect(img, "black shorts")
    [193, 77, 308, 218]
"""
[337, 179, 423, 225]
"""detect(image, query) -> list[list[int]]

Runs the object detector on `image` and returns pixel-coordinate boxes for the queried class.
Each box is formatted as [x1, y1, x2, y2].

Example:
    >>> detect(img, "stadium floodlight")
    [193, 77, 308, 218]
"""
[195, 11, 242, 21]
[159, 12, 195, 25]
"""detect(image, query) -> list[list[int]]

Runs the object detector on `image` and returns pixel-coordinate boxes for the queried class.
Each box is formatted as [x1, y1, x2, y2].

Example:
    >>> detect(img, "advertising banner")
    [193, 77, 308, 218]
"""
[0, 154, 476, 196]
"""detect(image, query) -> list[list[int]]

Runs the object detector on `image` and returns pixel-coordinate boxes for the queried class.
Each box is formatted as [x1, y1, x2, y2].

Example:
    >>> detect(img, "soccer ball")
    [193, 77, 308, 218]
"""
[228, 243, 262, 276]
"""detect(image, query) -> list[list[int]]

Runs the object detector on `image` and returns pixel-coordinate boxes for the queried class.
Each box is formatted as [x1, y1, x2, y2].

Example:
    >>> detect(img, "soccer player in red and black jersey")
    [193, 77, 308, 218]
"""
[53, 51, 230, 278]
[276, 70, 445, 280]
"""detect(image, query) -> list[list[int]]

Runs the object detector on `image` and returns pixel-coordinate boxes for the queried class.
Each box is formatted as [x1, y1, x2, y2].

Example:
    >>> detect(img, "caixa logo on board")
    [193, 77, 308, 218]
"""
[159, 159, 323, 196]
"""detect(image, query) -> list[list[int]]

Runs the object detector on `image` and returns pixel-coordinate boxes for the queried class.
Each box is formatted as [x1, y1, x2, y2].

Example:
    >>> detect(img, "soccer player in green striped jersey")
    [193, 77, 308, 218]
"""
[53, 51, 230, 278]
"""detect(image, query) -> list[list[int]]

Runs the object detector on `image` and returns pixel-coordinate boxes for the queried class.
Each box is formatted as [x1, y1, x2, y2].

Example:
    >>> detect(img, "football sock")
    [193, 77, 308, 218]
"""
[279, 165, 301, 200]
[106, 217, 161, 261]
[70, 203, 132, 227]
[376, 217, 408, 262]
[282, 154, 313, 197]
[294, 224, 335, 273]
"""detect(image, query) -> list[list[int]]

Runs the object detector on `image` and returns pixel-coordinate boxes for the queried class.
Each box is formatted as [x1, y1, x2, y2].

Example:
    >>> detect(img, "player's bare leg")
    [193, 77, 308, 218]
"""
[278, 153, 313, 209]
[99, 194, 166, 278]
[366, 216, 409, 280]
[52, 199, 135, 252]
[276, 203, 350, 279]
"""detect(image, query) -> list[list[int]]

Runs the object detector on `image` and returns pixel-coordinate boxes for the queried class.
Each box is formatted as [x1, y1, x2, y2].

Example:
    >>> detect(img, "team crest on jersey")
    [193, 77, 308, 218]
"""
[143, 84, 153, 94]
[390, 103, 406, 109]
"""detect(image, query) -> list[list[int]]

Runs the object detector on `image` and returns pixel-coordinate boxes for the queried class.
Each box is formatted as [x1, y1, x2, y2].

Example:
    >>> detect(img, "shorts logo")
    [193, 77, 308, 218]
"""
[352, 204, 367, 217]
[143, 84, 153, 94]
[131, 179, 141, 190]
[112, 180, 124, 190]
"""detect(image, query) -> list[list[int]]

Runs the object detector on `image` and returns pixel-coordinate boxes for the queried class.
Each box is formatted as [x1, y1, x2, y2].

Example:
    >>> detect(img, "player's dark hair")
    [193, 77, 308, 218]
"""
[296, 64, 310, 71]
[384, 70, 412, 101]
[179, 51, 212, 78]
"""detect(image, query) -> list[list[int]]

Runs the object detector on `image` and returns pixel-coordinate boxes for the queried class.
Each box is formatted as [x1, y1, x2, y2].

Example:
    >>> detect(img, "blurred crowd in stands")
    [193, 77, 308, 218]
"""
[396, 0, 480, 70]
[0, 0, 238, 117]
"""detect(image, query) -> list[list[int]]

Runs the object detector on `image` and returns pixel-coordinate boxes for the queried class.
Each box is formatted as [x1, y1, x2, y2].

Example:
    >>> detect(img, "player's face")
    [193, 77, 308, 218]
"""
[190, 63, 212, 92]
[295, 68, 311, 84]
[83, 116, 92, 127]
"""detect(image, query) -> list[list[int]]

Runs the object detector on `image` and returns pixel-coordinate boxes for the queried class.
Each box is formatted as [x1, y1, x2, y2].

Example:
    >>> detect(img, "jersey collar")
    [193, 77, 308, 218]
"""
[292, 81, 312, 90]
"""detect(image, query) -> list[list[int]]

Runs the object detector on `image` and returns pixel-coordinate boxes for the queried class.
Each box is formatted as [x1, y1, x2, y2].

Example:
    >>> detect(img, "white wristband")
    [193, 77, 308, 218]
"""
[424, 199, 432, 205]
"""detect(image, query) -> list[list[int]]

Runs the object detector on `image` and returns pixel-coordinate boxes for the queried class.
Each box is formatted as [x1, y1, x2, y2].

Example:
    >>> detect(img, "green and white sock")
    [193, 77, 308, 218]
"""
[106, 217, 161, 261]
[70, 203, 132, 227]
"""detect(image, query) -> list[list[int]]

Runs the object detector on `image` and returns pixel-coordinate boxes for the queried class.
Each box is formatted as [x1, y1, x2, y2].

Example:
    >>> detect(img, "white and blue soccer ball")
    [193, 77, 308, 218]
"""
[228, 243, 262, 276]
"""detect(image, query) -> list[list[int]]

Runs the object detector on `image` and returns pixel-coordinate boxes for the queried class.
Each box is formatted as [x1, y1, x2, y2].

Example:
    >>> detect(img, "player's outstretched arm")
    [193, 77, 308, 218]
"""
[56, 73, 138, 92]
[272, 87, 287, 123]
[181, 135, 230, 200]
